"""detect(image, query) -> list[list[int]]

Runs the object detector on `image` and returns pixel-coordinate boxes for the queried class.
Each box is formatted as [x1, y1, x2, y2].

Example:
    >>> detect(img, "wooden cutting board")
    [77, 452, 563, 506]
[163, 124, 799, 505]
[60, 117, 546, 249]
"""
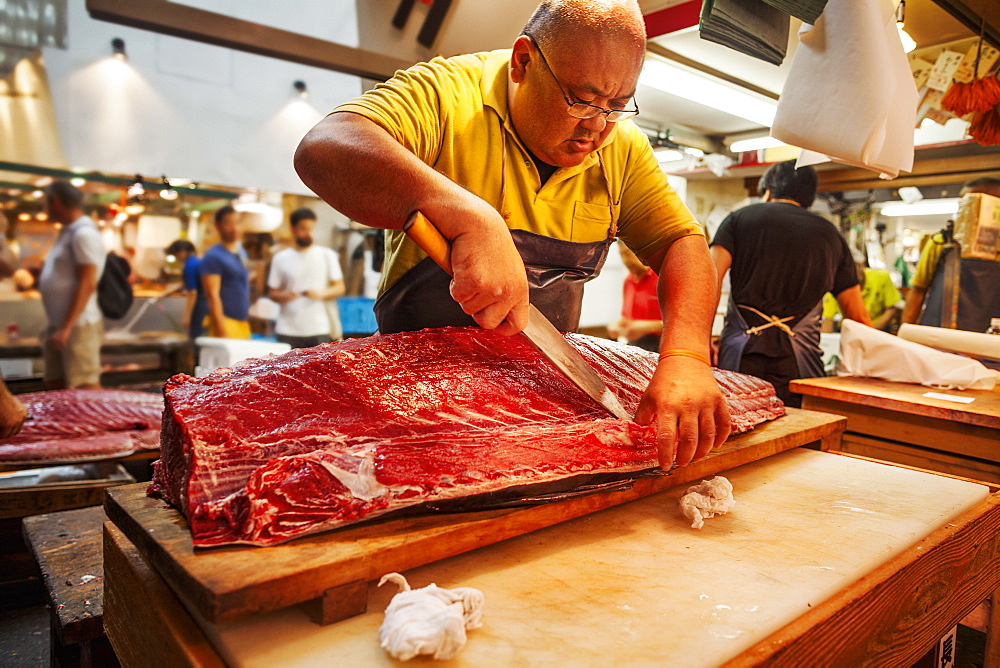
[197, 448, 992, 667]
[104, 408, 845, 625]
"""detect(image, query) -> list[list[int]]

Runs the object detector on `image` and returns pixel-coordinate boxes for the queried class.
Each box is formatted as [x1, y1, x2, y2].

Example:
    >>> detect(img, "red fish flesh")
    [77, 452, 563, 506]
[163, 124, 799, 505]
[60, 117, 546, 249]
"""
[0, 389, 162, 464]
[150, 328, 784, 547]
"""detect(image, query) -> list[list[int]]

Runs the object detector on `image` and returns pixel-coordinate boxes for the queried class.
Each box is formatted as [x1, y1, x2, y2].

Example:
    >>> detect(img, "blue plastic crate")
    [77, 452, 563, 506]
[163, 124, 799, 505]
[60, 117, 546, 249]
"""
[337, 296, 378, 336]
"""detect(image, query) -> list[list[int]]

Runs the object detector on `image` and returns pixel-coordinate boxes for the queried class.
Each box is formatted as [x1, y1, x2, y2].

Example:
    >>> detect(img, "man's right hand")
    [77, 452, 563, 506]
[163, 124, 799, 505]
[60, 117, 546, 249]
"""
[432, 203, 530, 336]
[0, 385, 27, 439]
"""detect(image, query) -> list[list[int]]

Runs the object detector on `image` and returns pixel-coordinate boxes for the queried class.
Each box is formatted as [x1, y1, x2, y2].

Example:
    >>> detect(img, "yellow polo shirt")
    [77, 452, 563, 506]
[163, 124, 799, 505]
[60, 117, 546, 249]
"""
[334, 49, 702, 293]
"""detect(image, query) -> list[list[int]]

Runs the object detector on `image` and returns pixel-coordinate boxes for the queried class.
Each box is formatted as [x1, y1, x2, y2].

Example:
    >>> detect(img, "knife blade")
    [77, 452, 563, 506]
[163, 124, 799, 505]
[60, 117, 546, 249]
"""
[402, 211, 633, 421]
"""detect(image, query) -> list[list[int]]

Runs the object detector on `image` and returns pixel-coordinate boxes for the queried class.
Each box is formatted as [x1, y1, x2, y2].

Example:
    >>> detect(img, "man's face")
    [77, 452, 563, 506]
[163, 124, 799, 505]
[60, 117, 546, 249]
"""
[216, 212, 240, 245]
[508, 33, 642, 169]
[292, 217, 315, 248]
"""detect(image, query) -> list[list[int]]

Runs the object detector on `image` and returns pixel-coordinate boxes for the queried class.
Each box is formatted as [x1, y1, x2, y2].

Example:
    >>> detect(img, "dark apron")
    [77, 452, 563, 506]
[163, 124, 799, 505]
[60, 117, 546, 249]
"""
[717, 300, 825, 380]
[375, 228, 611, 334]
[919, 247, 1000, 332]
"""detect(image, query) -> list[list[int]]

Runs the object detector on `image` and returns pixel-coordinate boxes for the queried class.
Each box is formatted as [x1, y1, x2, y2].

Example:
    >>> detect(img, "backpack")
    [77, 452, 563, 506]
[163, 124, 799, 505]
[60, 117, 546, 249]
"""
[98, 251, 134, 320]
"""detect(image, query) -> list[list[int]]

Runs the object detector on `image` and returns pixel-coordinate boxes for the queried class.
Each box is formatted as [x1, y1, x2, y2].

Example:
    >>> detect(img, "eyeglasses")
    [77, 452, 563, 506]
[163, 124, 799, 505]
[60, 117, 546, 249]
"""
[525, 34, 639, 122]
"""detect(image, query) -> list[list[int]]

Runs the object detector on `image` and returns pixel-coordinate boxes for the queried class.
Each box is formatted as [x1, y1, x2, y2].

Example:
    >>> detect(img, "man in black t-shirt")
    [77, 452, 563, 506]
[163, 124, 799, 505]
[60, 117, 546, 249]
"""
[710, 161, 871, 407]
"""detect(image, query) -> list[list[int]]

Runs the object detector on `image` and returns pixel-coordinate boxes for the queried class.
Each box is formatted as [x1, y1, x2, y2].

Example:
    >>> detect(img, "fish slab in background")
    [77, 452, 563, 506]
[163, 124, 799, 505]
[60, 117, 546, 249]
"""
[0, 389, 162, 465]
[149, 328, 785, 547]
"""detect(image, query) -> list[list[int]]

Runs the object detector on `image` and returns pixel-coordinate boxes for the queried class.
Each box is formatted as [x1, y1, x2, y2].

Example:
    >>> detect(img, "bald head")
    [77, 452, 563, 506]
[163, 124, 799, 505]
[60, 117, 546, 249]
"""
[522, 0, 646, 54]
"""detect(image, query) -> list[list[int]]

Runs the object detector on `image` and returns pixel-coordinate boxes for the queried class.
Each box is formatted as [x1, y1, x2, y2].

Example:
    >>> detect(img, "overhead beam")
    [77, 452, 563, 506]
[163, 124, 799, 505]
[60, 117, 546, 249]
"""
[85, 0, 412, 82]
[932, 0, 1000, 49]
[817, 150, 1000, 192]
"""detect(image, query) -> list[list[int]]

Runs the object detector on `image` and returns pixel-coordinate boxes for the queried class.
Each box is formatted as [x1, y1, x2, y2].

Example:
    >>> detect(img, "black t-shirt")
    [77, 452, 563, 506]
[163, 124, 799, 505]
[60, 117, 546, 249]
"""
[711, 201, 858, 355]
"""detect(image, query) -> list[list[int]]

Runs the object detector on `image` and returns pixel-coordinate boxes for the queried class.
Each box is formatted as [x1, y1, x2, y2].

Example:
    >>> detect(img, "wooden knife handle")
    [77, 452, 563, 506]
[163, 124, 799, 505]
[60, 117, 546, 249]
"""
[403, 211, 453, 275]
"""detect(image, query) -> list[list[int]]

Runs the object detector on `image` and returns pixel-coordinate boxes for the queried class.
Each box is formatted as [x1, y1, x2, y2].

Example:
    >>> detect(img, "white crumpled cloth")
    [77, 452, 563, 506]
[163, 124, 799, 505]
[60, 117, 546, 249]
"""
[771, 0, 916, 178]
[378, 572, 484, 661]
[836, 320, 999, 390]
[679, 476, 736, 529]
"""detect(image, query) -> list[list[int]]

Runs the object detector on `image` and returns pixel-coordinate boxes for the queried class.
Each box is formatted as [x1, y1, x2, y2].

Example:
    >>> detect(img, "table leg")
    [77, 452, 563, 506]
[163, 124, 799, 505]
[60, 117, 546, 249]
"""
[986, 591, 1000, 668]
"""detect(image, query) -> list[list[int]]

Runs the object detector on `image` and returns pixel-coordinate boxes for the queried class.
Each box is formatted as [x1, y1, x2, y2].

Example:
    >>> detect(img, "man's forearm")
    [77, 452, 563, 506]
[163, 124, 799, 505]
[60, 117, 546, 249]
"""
[900, 286, 926, 325]
[60, 265, 98, 331]
[295, 113, 472, 232]
[656, 235, 717, 356]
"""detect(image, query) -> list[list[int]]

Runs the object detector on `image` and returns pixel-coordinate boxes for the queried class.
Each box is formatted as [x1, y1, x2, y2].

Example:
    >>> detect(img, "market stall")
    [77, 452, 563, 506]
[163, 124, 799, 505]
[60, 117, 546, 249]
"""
[790, 375, 1000, 484]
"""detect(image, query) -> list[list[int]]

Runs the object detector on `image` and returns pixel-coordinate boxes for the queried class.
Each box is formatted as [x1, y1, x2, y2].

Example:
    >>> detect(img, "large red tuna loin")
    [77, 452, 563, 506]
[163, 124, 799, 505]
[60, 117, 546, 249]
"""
[150, 328, 784, 547]
[0, 389, 162, 464]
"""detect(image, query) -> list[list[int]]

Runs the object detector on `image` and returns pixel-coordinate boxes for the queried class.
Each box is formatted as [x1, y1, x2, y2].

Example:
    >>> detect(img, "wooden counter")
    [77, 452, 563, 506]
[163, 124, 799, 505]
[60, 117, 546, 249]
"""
[102, 447, 1000, 666]
[790, 376, 1000, 484]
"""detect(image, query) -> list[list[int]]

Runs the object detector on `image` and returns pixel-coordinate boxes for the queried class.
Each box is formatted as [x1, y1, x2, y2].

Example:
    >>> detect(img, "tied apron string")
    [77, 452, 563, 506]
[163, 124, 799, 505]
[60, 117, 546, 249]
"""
[737, 304, 797, 337]
[497, 112, 617, 243]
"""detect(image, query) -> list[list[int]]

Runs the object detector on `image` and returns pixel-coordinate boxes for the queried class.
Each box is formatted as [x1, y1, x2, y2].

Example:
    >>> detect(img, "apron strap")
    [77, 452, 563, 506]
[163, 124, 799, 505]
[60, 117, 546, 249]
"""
[737, 304, 797, 337]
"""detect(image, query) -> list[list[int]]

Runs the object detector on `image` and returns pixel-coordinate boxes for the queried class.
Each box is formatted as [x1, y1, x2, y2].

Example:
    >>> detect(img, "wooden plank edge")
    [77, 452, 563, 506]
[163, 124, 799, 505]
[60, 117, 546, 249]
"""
[792, 381, 1000, 430]
[826, 450, 1000, 492]
[103, 521, 225, 668]
[725, 493, 1000, 666]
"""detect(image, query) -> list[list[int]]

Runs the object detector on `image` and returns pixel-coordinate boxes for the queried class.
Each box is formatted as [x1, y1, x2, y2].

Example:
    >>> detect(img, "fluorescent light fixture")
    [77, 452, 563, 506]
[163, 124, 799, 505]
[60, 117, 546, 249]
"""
[879, 198, 959, 217]
[654, 148, 683, 162]
[729, 136, 786, 153]
[640, 58, 778, 127]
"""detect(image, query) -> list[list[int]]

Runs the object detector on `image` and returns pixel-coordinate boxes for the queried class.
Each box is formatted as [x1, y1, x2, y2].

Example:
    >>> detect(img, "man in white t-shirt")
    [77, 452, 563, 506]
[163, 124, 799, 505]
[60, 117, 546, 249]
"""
[38, 180, 106, 389]
[267, 208, 345, 348]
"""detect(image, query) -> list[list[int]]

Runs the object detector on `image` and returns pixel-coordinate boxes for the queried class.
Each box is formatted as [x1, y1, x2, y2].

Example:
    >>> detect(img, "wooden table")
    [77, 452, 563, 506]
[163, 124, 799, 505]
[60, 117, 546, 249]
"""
[23, 506, 117, 666]
[102, 446, 1000, 667]
[790, 376, 1000, 484]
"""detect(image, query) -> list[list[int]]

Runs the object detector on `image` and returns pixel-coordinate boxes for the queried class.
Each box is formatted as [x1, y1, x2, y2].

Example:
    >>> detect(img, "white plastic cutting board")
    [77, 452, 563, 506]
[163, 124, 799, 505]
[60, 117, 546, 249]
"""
[199, 448, 989, 667]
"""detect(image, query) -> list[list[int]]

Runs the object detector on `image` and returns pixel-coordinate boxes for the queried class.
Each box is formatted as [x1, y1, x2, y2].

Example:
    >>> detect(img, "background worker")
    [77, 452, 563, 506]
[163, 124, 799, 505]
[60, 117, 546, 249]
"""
[267, 208, 346, 348]
[38, 180, 106, 389]
[608, 241, 661, 352]
[821, 259, 902, 333]
[200, 205, 251, 339]
[165, 239, 206, 339]
[294, 0, 730, 469]
[900, 177, 1000, 332]
[711, 161, 871, 408]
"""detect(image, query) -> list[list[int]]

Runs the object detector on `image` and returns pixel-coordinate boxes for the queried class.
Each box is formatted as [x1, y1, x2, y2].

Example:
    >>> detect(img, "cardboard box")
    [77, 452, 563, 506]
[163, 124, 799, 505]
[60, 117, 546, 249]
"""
[954, 193, 1000, 260]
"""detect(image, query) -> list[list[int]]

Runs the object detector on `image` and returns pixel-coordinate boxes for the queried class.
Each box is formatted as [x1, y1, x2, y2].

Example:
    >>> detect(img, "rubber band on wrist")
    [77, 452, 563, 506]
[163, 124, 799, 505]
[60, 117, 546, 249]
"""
[658, 349, 711, 366]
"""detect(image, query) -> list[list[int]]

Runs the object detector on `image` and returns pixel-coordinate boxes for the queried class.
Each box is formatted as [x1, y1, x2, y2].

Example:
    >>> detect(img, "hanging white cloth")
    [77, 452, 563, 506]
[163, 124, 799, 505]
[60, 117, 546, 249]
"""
[771, 0, 917, 178]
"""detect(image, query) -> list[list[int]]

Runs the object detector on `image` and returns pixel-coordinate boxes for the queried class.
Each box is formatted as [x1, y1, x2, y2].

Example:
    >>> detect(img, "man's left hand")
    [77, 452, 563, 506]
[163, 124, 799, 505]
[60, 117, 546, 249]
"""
[49, 327, 70, 351]
[633, 357, 731, 469]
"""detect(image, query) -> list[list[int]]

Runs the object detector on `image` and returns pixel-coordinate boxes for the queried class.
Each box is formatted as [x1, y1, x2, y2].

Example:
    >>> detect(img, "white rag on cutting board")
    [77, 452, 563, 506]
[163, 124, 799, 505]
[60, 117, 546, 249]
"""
[836, 319, 999, 390]
[771, 0, 916, 178]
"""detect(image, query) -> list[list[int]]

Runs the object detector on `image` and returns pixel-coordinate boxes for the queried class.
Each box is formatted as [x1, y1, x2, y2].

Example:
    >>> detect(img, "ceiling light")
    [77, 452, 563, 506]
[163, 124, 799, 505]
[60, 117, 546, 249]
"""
[159, 176, 179, 200]
[127, 175, 144, 198]
[70, 177, 86, 187]
[895, 1, 916, 53]
[111, 37, 127, 61]
[293, 80, 308, 99]
[654, 148, 683, 162]
[879, 198, 959, 217]
[683, 147, 705, 157]
[640, 58, 778, 127]
[729, 136, 787, 153]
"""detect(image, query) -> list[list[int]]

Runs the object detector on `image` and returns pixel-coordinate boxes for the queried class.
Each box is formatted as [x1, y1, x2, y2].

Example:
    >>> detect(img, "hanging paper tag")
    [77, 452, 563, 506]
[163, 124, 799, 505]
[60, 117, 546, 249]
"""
[953, 42, 1000, 83]
[926, 50, 965, 91]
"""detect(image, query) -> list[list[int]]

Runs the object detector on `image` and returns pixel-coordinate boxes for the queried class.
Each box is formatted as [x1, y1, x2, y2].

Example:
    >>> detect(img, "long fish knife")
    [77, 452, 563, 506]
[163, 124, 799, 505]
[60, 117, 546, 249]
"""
[402, 211, 633, 421]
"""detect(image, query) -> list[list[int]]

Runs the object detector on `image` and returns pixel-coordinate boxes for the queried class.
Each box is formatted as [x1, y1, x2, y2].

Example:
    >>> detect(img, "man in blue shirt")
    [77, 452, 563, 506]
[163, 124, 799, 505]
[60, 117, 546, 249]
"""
[166, 239, 206, 339]
[200, 206, 251, 339]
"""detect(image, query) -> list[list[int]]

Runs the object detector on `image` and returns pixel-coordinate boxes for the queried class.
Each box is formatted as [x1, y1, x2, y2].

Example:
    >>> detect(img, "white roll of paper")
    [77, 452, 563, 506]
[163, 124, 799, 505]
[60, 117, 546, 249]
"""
[898, 324, 1000, 362]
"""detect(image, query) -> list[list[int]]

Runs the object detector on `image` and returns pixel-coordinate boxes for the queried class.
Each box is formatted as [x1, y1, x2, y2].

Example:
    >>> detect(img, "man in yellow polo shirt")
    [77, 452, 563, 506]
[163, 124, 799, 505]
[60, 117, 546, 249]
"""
[294, 0, 730, 470]
[822, 262, 902, 332]
[901, 177, 1000, 331]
